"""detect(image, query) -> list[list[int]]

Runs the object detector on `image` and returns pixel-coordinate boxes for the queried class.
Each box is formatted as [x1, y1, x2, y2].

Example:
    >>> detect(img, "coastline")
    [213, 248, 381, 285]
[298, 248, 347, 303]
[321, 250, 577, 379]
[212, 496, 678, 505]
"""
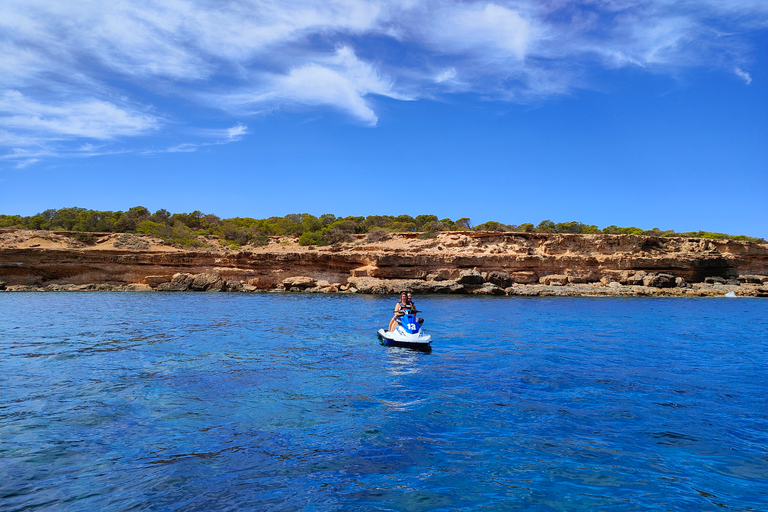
[2, 281, 765, 297]
[1, 229, 767, 297]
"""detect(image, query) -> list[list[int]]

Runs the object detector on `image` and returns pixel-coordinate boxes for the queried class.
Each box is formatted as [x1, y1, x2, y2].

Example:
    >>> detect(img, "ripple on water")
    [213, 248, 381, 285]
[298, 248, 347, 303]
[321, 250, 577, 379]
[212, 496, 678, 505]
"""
[0, 294, 767, 511]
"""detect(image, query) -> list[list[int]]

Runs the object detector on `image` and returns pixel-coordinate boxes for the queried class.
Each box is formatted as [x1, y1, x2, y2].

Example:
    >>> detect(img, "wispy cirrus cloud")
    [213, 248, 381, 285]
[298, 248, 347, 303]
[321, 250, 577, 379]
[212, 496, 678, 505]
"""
[0, 91, 158, 139]
[734, 67, 753, 85]
[224, 47, 408, 126]
[0, 0, 765, 165]
[138, 124, 250, 155]
[226, 124, 248, 141]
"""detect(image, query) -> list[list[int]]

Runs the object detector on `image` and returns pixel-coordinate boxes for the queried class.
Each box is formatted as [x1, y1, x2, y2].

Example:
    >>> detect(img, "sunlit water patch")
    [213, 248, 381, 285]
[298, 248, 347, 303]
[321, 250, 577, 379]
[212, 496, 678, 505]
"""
[1, 293, 767, 511]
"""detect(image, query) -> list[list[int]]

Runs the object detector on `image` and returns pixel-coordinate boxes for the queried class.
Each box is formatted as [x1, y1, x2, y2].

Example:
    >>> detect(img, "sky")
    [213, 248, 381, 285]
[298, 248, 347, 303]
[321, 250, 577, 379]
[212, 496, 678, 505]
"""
[1, 0, 766, 237]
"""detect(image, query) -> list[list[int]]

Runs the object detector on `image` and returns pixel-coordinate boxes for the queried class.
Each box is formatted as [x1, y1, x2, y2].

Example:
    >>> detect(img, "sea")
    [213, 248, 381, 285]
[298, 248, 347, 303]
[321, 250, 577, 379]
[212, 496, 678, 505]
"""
[1, 293, 766, 511]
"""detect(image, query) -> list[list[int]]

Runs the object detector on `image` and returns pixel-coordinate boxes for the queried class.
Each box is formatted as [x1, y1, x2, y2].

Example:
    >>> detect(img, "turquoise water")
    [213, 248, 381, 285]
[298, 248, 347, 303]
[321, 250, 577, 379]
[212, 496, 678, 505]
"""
[1, 293, 766, 511]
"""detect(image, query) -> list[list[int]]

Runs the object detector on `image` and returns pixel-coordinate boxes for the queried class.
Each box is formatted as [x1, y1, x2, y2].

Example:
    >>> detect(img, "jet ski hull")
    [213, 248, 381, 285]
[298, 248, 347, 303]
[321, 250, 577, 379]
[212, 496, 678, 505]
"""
[377, 328, 432, 350]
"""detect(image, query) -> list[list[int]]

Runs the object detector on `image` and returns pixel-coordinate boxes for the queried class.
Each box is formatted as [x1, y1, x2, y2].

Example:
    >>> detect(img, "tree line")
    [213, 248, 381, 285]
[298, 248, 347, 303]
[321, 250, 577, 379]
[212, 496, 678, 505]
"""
[0, 207, 763, 247]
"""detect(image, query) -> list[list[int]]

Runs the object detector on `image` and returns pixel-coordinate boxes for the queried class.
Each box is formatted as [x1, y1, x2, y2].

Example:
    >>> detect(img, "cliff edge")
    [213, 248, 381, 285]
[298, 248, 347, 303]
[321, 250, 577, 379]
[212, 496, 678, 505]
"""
[1, 229, 767, 296]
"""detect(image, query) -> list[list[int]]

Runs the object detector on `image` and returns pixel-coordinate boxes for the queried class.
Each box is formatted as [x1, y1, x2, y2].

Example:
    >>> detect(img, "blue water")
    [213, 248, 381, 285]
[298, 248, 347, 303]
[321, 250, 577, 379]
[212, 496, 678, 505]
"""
[1, 294, 767, 511]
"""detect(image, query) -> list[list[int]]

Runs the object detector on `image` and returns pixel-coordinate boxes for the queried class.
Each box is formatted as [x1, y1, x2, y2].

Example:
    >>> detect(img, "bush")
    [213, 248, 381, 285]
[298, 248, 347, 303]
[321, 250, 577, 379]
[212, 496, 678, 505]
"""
[415, 215, 438, 231]
[297, 228, 352, 246]
[138, 220, 207, 248]
[68, 232, 98, 244]
[536, 220, 556, 233]
[366, 228, 390, 242]
[327, 220, 358, 233]
[5, 207, 765, 244]
[390, 221, 417, 232]
[323, 228, 354, 245]
[298, 231, 324, 246]
[518, 223, 535, 232]
[218, 222, 255, 245]
[455, 217, 471, 230]
[473, 221, 512, 232]
[555, 221, 600, 234]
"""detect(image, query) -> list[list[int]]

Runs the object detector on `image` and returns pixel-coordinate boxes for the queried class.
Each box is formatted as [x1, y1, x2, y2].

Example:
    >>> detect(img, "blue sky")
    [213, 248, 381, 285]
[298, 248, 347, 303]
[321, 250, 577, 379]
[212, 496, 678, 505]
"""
[1, 0, 766, 237]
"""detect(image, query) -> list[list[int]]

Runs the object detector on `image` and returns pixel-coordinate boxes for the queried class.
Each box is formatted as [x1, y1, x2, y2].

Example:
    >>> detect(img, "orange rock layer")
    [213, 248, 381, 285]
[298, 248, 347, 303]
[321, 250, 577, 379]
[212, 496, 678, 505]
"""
[1, 229, 767, 296]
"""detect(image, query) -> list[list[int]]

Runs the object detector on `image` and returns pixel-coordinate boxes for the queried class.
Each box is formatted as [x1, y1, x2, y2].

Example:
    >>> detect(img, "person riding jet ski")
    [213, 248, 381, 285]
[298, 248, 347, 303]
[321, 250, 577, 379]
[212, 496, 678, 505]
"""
[388, 292, 414, 331]
[379, 291, 431, 349]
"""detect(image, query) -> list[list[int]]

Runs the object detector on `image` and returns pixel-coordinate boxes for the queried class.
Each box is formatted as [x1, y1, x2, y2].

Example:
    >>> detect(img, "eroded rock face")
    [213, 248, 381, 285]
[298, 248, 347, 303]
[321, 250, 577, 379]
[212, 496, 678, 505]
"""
[486, 271, 513, 288]
[472, 282, 505, 295]
[157, 273, 195, 291]
[1, 229, 767, 296]
[626, 271, 647, 286]
[540, 274, 569, 286]
[457, 269, 484, 285]
[511, 271, 539, 284]
[191, 272, 225, 292]
[739, 275, 768, 284]
[643, 273, 676, 288]
[144, 275, 172, 286]
[282, 276, 316, 289]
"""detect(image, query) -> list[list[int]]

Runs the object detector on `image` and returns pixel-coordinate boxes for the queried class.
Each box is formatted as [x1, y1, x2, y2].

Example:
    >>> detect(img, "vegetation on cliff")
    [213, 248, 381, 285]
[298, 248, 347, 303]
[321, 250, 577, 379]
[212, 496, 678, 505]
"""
[0, 207, 764, 247]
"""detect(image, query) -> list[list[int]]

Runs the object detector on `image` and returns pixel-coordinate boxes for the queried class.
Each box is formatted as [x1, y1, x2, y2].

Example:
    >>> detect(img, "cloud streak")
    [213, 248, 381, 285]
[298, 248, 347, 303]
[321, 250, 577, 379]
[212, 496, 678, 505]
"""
[225, 47, 407, 125]
[735, 67, 753, 85]
[0, 91, 158, 139]
[1, 0, 766, 163]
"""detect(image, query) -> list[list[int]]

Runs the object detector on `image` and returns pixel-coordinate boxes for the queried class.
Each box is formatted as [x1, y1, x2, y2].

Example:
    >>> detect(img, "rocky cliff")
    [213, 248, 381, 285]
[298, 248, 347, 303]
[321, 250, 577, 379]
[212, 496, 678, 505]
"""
[1, 229, 767, 296]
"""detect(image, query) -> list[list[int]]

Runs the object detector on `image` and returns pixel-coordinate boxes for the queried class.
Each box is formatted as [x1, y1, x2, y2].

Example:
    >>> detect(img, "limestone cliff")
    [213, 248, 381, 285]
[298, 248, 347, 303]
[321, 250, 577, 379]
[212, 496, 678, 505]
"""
[1, 229, 767, 296]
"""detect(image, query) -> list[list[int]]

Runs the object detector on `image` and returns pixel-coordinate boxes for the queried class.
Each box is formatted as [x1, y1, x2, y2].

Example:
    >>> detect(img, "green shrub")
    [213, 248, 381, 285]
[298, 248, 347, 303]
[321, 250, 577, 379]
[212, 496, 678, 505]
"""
[390, 221, 417, 232]
[473, 221, 513, 232]
[518, 223, 535, 232]
[455, 217, 471, 230]
[298, 231, 325, 246]
[4, 207, 764, 244]
[536, 220, 556, 233]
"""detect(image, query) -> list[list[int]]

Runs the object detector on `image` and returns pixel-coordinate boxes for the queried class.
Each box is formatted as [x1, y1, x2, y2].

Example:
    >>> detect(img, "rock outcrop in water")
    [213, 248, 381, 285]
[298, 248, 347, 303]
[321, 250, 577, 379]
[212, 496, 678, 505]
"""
[1, 229, 767, 296]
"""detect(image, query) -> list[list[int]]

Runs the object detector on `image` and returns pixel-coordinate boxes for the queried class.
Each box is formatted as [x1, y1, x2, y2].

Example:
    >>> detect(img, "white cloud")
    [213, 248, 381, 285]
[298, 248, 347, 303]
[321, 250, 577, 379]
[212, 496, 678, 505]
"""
[227, 123, 248, 141]
[188, 0, 382, 61]
[0, 0, 766, 164]
[0, 91, 158, 139]
[134, 123, 249, 157]
[734, 67, 752, 85]
[165, 143, 198, 153]
[0, 129, 41, 148]
[228, 47, 406, 125]
[0, 0, 384, 82]
[427, 4, 533, 60]
[435, 68, 457, 83]
[0, 147, 55, 168]
[15, 158, 40, 169]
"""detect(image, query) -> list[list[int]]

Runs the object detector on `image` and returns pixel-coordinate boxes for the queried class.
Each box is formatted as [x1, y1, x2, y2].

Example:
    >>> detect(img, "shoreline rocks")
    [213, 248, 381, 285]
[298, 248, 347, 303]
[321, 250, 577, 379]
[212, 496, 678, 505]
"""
[3, 270, 766, 297]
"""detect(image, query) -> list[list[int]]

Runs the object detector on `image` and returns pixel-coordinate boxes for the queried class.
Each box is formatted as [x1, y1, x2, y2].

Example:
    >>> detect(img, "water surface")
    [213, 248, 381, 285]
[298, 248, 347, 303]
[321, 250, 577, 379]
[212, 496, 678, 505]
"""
[1, 294, 767, 511]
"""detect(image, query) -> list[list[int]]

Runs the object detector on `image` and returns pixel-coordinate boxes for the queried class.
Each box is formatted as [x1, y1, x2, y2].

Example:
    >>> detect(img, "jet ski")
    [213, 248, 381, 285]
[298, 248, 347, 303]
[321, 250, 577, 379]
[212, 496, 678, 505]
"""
[377, 310, 432, 350]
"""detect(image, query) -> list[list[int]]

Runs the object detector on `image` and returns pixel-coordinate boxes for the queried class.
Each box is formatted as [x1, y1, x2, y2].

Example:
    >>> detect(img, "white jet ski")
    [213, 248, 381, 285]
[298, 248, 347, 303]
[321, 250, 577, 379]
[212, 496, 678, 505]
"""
[377, 311, 432, 350]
